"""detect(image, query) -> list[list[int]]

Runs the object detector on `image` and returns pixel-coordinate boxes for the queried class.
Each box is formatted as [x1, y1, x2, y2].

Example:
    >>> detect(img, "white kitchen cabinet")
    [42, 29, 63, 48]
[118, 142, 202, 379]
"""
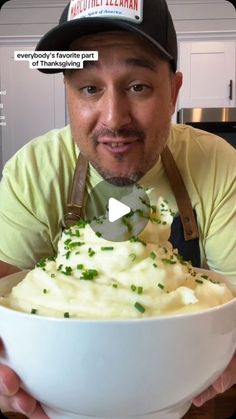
[0, 44, 66, 174]
[178, 40, 236, 108]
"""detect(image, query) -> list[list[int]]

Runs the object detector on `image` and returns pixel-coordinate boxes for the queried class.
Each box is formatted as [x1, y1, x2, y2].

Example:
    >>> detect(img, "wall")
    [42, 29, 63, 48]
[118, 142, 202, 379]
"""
[0, 0, 235, 38]
[168, 0, 236, 32]
[0, 0, 235, 171]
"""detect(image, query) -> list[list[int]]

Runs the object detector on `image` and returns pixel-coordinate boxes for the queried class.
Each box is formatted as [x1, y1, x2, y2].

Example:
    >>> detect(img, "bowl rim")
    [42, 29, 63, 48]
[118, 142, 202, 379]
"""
[0, 270, 235, 324]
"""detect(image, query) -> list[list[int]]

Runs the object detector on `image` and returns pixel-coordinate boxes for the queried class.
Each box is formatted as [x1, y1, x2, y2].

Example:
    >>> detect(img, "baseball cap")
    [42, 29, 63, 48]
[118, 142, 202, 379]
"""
[36, 0, 177, 74]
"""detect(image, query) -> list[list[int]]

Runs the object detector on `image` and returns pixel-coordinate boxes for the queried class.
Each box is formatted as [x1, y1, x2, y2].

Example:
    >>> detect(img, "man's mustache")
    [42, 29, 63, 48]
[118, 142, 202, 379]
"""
[92, 127, 145, 142]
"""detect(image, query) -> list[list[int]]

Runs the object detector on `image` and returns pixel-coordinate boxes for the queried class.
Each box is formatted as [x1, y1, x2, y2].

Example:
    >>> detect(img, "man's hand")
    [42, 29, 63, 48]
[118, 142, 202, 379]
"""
[193, 352, 236, 407]
[0, 263, 48, 417]
[0, 342, 48, 418]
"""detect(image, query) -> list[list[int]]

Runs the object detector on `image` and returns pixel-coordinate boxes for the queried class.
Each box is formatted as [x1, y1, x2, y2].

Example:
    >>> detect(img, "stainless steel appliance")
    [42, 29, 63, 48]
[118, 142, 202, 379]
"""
[178, 108, 236, 148]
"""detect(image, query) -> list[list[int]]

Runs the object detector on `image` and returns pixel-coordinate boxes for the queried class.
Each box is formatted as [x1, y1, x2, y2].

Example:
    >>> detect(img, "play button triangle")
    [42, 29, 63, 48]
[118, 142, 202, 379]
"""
[108, 197, 131, 222]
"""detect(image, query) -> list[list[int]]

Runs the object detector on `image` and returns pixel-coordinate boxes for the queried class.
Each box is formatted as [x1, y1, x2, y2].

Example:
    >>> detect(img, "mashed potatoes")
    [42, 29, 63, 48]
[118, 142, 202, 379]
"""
[1, 199, 234, 318]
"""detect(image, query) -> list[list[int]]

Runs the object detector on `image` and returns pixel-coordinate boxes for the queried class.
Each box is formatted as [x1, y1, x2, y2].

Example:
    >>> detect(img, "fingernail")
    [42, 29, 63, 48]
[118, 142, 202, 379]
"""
[0, 377, 11, 395]
[11, 399, 28, 414]
[222, 371, 231, 388]
[215, 372, 231, 392]
[11, 397, 36, 416]
[192, 396, 203, 407]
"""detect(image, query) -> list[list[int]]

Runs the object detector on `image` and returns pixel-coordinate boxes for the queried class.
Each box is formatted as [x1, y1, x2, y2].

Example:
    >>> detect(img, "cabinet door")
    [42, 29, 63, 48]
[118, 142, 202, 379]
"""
[0, 45, 66, 173]
[178, 41, 236, 108]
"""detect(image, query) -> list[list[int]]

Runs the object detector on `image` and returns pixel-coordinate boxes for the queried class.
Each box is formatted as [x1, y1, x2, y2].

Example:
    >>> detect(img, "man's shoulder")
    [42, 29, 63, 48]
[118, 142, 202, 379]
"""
[17, 125, 74, 155]
[168, 124, 235, 192]
[3, 125, 77, 173]
[169, 124, 235, 159]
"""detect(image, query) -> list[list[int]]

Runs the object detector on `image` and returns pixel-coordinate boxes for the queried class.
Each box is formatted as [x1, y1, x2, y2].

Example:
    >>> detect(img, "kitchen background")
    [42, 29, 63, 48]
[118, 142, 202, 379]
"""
[0, 0, 236, 174]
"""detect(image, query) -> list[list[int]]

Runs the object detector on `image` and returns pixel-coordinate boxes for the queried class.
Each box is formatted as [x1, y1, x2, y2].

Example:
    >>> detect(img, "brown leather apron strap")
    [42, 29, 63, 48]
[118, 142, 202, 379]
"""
[64, 147, 199, 241]
[161, 146, 199, 241]
[64, 153, 88, 227]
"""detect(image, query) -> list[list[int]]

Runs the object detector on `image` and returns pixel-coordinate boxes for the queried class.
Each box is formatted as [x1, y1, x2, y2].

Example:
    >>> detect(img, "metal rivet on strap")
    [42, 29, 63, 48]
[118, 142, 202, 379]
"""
[184, 217, 190, 223]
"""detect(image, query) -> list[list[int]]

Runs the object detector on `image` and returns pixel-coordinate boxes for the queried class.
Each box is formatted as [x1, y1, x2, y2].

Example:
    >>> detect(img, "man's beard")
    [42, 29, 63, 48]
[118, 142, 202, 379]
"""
[90, 163, 144, 186]
[89, 126, 146, 185]
[74, 122, 171, 186]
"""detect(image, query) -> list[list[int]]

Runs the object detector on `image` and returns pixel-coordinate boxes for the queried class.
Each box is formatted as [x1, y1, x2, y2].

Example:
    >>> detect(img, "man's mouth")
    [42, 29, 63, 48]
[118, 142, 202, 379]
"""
[98, 139, 140, 154]
[110, 142, 130, 148]
[92, 127, 145, 154]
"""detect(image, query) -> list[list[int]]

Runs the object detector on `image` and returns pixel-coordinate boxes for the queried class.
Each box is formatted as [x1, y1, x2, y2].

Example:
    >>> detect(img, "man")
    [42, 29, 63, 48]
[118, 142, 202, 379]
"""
[0, 1, 235, 418]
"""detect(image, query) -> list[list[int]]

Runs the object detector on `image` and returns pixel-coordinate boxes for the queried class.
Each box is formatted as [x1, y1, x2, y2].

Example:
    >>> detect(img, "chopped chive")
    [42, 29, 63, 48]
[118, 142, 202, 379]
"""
[190, 271, 197, 277]
[137, 286, 143, 295]
[47, 256, 56, 261]
[64, 312, 70, 318]
[151, 217, 162, 224]
[31, 308, 37, 314]
[76, 219, 88, 228]
[129, 237, 146, 246]
[64, 238, 85, 250]
[96, 232, 102, 237]
[69, 241, 85, 249]
[195, 279, 203, 284]
[112, 283, 118, 288]
[162, 258, 177, 265]
[201, 275, 209, 280]
[101, 246, 114, 251]
[80, 269, 98, 280]
[88, 248, 96, 257]
[64, 229, 71, 235]
[61, 266, 73, 275]
[129, 253, 136, 261]
[131, 284, 137, 292]
[158, 283, 165, 290]
[210, 279, 220, 284]
[51, 273, 56, 278]
[138, 197, 156, 212]
[175, 253, 189, 265]
[153, 263, 158, 268]
[36, 258, 47, 268]
[65, 251, 71, 259]
[77, 264, 84, 270]
[134, 302, 145, 313]
[43, 289, 48, 294]
[122, 217, 132, 232]
[150, 251, 156, 260]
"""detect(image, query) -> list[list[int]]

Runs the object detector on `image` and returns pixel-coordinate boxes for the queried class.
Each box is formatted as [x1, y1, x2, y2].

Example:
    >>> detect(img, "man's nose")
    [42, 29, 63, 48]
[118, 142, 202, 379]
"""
[100, 90, 132, 129]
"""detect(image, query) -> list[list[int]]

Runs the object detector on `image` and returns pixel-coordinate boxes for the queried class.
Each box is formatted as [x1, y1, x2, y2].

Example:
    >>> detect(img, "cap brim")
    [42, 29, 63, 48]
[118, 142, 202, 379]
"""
[36, 18, 174, 74]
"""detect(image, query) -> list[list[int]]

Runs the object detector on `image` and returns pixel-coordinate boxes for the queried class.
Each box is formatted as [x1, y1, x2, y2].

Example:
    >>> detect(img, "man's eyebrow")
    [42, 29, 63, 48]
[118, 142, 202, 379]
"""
[82, 57, 157, 71]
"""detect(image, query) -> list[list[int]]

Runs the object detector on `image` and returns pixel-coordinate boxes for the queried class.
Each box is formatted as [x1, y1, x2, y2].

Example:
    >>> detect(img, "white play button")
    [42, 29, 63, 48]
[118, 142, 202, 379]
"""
[108, 197, 131, 222]
[85, 179, 150, 242]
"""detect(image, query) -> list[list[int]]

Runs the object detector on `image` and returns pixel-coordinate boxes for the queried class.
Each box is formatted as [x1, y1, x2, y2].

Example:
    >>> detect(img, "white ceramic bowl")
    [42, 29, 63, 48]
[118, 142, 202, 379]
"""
[0, 270, 235, 419]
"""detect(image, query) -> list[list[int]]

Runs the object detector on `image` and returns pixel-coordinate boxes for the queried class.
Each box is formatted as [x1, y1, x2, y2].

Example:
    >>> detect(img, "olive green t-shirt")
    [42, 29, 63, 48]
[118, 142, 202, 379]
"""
[0, 124, 235, 280]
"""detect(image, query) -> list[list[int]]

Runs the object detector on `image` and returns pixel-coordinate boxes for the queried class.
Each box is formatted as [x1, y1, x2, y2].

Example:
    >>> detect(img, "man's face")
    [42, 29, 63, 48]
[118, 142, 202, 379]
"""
[65, 32, 182, 183]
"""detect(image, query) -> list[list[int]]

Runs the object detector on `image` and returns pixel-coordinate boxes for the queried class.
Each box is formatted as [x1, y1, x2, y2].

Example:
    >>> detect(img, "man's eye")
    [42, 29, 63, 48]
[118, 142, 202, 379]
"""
[129, 84, 149, 93]
[80, 86, 98, 95]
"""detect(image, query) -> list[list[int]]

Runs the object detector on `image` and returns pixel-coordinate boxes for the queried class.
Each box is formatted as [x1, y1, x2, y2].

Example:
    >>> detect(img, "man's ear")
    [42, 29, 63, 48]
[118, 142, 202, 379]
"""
[171, 71, 183, 114]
